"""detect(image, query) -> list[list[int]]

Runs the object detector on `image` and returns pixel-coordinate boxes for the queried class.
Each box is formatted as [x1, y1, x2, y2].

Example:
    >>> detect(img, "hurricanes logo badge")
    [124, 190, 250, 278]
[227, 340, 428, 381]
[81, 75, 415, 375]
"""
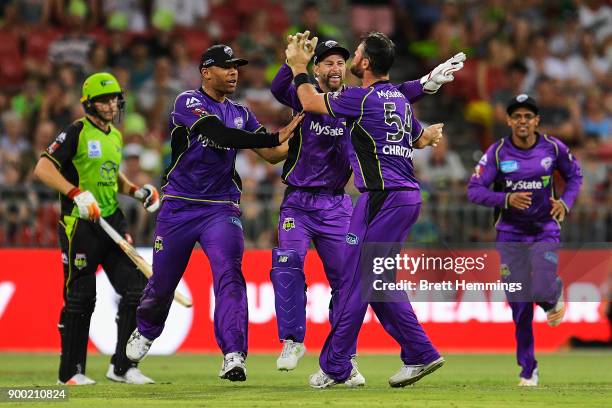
[154, 236, 164, 253]
[282, 217, 295, 231]
[74, 253, 88, 270]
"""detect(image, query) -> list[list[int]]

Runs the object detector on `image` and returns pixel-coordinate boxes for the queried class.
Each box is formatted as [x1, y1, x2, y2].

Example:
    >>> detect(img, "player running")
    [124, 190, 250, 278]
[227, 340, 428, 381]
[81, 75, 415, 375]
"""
[34, 72, 160, 385]
[284, 31, 447, 388]
[125, 45, 303, 382]
[270, 37, 465, 379]
[467, 94, 582, 386]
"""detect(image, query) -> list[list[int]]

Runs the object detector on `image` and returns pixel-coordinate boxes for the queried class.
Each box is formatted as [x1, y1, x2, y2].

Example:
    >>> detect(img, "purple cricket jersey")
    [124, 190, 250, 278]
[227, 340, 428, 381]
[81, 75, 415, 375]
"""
[162, 87, 263, 203]
[323, 80, 424, 192]
[467, 133, 582, 233]
[271, 64, 426, 190]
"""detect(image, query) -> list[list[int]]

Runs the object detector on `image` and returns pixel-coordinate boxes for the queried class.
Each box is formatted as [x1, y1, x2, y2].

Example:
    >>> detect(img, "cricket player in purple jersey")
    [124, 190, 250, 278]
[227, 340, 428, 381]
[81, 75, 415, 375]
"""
[270, 38, 466, 379]
[284, 31, 448, 388]
[468, 95, 582, 386]
[125, 44, 304, 382]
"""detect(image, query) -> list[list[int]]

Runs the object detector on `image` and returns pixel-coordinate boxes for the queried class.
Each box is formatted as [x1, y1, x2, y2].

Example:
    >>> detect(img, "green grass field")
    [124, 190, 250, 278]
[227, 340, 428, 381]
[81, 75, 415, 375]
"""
[0, 353, 611, 407]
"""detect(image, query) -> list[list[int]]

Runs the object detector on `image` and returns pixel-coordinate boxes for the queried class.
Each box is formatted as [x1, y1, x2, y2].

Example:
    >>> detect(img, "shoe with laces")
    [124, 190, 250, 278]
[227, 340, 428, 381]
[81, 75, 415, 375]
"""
[219, 352, 247, 382]
[276, 340, 306, 371]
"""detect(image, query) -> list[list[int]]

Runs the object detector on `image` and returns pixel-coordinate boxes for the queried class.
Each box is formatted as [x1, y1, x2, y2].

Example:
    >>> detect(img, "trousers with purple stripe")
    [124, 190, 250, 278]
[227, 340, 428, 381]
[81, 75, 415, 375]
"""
[319, 190, 441, 381]
[496, 229, 562, 379]
[136, 199, 248, 355]
[272, 189, 352, 344]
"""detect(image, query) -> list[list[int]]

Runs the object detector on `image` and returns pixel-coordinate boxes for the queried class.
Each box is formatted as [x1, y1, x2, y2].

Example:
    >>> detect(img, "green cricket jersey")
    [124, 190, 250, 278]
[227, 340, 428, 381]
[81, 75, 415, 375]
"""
[41, 117, 123, 218]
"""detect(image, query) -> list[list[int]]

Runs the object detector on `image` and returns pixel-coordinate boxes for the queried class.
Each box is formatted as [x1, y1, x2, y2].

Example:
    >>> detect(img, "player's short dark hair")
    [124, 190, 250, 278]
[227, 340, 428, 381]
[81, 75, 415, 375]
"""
[361, 32, 395, 76]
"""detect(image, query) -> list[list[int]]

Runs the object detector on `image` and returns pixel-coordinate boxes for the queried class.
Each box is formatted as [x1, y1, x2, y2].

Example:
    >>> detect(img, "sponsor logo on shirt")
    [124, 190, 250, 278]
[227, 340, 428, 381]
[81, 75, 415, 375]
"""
[309, 120, 344, 136]
[186, 97, 201, 108]
[505, 177, 551, 191]
[376, 90, 403, 99]
[197, 134, 231, 151]
[500, 263, 510, 277]
[88, 140, 102, 158]
[500, 160, 518, 173]
[234, 117, 244, 129]
[540, 156, 552, 170]
[473, 165, 482, 178]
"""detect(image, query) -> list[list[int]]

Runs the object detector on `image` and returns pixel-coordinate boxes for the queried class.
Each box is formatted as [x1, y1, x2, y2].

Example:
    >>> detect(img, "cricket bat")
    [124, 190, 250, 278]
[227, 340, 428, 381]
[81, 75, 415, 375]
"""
[99, 217, 193, 308]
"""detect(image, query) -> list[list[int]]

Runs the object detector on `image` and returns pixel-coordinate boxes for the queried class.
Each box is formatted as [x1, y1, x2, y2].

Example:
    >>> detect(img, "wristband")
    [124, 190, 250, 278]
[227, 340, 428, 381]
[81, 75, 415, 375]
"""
[293, 73, 310, 89]
[67, 187, 81, 200]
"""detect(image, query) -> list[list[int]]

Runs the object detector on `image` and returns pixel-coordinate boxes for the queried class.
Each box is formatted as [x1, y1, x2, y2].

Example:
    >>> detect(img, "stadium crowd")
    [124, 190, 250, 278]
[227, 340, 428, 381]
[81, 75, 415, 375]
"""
[0, 0, 610, 247]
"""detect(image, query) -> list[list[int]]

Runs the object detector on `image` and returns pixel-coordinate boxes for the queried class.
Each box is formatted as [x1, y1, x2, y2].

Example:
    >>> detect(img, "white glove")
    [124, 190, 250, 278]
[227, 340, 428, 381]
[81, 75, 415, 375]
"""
[133, 184, 160, 213]
[420, 52, 466, 94]
[70, 190, 101, 221]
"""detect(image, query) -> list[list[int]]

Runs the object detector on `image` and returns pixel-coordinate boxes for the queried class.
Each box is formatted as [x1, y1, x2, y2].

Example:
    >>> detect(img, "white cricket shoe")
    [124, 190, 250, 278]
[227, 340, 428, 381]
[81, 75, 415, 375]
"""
[518, 368, 539, 386]
[388, 356, 445, 387]
[309, 364, 365, 389]
[277, 340, 306, 371]
[345, 358, 366, 387]
[106, 364, 155, 384]
[219, 352, 247, 382]
[126, 329, 153, 362]
[57, 373, 96, 385]
[547, 288, 565, 327]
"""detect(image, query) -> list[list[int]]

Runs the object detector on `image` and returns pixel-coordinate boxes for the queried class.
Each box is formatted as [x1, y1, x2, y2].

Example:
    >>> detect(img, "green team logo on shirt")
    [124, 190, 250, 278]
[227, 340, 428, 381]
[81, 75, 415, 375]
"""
[99, 160, 118, 183]
[500, 263, 510, 277]
[541, 175, 551, 187]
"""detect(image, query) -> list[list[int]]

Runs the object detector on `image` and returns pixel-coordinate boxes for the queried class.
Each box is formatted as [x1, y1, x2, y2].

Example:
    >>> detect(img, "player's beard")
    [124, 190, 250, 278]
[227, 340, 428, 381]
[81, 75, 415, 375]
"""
[350, 63, 364, 79]
[323, 72, 343, 91]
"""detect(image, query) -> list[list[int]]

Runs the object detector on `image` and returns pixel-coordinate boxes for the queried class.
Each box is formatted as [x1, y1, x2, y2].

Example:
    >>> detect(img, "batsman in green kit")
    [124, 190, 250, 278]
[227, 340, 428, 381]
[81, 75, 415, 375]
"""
[34, 73, 160, 385]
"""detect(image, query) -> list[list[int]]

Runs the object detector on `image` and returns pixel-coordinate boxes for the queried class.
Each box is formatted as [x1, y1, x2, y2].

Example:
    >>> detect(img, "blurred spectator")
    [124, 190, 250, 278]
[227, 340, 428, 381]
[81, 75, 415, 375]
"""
[153, 0, 208, 28]
[239, 60, 286, 128]
[16, 0, 52, 27]
[38, 81, 75, 130]
[148, 8, 177, 58]
[286, 1, 343, 44]
[47, 2, 96, 72]
[236, 10, 278, 65]
[535, 76, 582, 144]
[491, 59, 529, 137]
[128, 37, 154, 91]
[577, 0, 612, 45]
[137, 56, 183, 118]
[524, 35, 569, 92]
[0, 110, 29, 159]
[565, 30, 610, 88]
[413, 137, 466, 196]
[10, 76, 42, 122]
[171, 42, 201, 90]
[85, 42, 111, 75]
[582, 90, 611, 141]
[19, 120, 56, 183]
[96, 0, 148, 33]
[574, 137, 607, 204]
[428, 0, 468, 59]
[349, 0, 394, 38]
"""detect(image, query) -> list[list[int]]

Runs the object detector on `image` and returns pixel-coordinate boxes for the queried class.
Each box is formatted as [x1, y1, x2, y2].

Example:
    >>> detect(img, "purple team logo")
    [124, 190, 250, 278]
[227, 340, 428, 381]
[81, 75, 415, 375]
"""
[540, 157, 552, 170]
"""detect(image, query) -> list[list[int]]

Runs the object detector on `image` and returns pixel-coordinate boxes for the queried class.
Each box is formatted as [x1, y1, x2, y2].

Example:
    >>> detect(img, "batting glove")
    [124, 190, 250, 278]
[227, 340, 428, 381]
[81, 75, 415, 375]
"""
[420, 52, 466, 94]
[132, 184, 160, 213]
[68, 188, 101, 221]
